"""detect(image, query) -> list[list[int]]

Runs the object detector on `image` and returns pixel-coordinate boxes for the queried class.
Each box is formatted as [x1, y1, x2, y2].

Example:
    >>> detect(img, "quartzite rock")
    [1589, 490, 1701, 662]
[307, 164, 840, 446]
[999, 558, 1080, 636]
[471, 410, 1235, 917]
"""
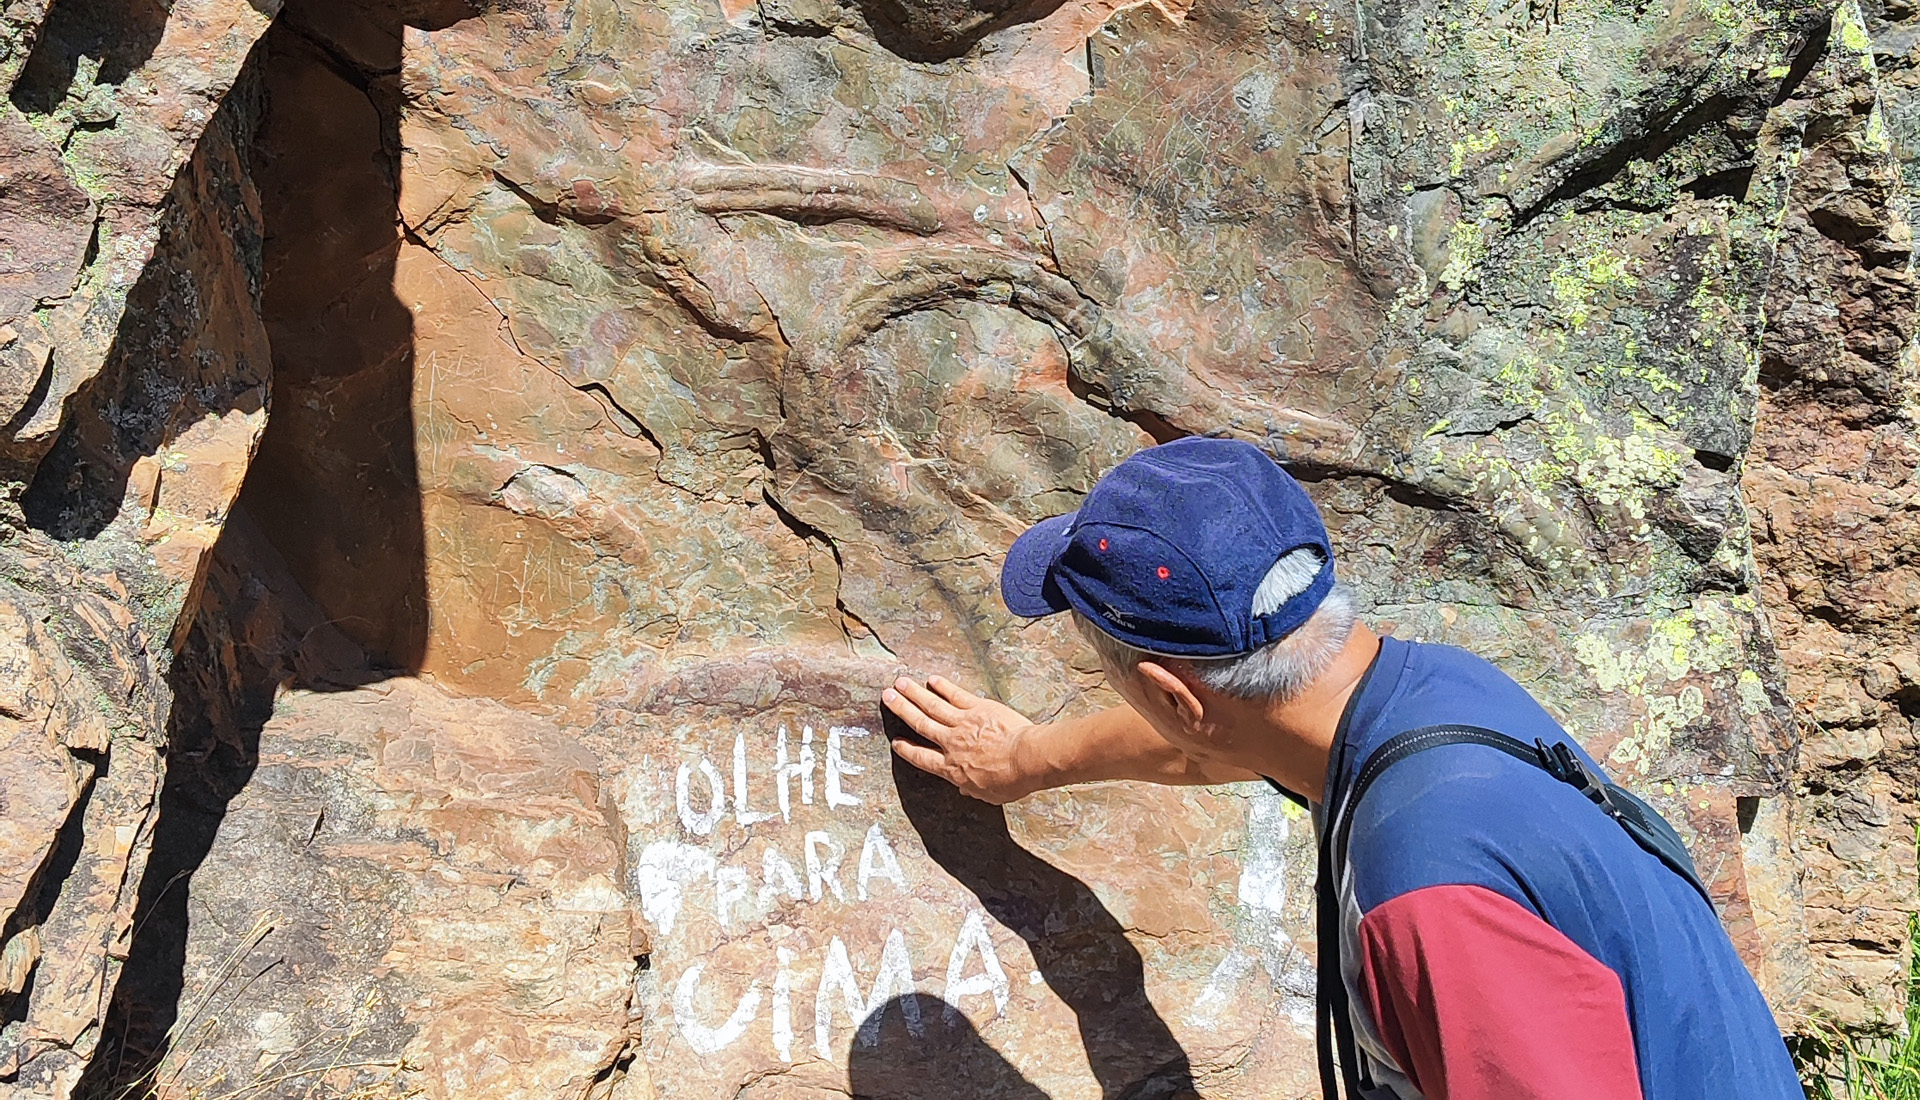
[0, 534, 167, 1097]
[212, 0, 1828, 1093]
[0, 0, 277, 467]
[1745, 0, 1920, 1032]
[2, 0, 1918, 1096]
[154, 678, 640, 1100]
[0, 3, 274, 1095]
[0, 105, 91, 422]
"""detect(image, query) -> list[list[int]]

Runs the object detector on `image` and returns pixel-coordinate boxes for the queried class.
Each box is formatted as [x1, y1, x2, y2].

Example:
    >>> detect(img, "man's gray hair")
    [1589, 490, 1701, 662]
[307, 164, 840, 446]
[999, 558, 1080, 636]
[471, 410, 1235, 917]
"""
[1074, 548, 1357, 702]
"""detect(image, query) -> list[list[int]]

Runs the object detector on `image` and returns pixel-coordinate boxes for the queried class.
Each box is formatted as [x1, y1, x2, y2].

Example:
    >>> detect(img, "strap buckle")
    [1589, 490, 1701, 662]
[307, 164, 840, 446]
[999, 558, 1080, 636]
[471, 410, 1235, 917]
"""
[1534, 738, 1610, 809]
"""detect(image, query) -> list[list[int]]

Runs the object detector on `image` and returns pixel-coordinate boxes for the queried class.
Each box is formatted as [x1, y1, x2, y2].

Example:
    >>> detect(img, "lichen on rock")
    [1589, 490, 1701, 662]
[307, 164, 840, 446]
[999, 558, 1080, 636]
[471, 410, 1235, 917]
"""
[0, 0, 1915, 1095]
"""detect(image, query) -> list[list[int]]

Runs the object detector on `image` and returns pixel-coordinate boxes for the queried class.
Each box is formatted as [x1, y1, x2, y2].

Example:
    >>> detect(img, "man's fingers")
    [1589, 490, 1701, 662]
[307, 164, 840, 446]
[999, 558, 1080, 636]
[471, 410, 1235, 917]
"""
[891, 677, 966, 726]
[926, 675, 984, 709]
[888, 737, 951, 780]
[881, 687, 950, 746]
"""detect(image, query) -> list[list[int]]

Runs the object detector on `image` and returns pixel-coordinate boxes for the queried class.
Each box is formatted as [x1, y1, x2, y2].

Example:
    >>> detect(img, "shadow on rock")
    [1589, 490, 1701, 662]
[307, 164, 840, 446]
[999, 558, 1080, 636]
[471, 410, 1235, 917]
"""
[849, 993, 1053, 1100]
[18, 63, 268, 542]
[848, 0, 1069, 62]
[75, 596, 276, 1094]
[75, 508, 383, 1095]
[876, 728, 1197, 1100]
[73, 1, 487, 1092]
[226, 0, 442, 673]
[10, 0, 173, 113]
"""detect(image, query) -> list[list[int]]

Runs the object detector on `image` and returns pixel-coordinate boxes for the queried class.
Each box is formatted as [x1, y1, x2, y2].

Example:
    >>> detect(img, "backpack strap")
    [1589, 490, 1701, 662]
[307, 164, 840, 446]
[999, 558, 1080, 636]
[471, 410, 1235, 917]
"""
[1330, 724, 1711, 905]
[1304, 724, 1714, 1098]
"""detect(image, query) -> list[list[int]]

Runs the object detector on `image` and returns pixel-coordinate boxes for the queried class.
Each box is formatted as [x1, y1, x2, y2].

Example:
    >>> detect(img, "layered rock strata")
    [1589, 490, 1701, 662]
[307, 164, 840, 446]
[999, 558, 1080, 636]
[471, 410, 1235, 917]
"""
[0, 2, 273, 1091]
[1745, 0, 1920, 1033]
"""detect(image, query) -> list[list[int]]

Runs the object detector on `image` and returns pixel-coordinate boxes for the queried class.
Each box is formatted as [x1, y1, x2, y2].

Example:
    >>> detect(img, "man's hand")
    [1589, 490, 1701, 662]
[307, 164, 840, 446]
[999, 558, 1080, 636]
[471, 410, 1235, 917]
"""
[883, 677, 1258, 802]
[882, 676, 1043, 805]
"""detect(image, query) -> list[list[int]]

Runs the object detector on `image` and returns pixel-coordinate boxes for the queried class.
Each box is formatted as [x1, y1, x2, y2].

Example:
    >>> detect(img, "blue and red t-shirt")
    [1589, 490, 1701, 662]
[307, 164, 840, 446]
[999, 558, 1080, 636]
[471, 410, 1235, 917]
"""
[1318, 636, 1801, 1100]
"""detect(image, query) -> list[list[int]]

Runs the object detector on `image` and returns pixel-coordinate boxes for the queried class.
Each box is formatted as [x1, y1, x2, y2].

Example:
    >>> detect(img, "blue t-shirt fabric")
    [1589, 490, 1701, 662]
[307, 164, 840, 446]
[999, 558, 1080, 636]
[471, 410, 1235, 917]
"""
[1319, 634, 1802, 1099]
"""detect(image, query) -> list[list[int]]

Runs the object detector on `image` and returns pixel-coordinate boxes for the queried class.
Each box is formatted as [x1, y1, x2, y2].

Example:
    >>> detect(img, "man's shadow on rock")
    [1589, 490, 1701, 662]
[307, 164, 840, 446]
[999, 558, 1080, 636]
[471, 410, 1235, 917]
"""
[852, 725, 1196, 1100]
[851, 993, 1051, 1100]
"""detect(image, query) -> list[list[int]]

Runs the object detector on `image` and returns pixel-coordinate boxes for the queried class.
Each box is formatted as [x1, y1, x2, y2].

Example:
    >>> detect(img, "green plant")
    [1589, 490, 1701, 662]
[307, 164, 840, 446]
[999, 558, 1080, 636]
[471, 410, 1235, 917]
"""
[1795, 919, 1920, 1099]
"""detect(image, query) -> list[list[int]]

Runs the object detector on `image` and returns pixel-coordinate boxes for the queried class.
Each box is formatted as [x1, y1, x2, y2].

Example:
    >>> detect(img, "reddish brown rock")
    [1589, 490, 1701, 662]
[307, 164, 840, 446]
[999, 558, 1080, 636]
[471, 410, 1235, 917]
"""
[0, 535, 167, 1097]
[5, 0, 1920, 1095]
[197, 0, 1830, 1093]
[143, 677, 639, 1100]
[0, 105, 91, 424]
[0, 4, 273, 1094]
[0, 0, 276, 466]
[1745, 0, 1920, 1033]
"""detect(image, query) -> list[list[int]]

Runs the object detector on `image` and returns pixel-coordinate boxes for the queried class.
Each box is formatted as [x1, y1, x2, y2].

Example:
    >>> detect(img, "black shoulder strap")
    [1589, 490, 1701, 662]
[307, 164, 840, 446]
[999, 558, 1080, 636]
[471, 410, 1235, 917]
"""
[1263, 777, 1310, 808]
[1309, 724, 1714, 1099]
[1330, 723, 1712, 908]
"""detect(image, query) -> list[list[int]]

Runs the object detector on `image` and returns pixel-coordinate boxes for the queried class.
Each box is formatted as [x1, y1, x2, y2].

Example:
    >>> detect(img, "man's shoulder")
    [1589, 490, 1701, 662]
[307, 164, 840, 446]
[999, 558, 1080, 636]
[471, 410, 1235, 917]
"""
[1343, 741, 1635, 916]
[1343, 638, 1633, 914]
[1362, 638, 1579, 764]
[1391, 638, 1539, 704]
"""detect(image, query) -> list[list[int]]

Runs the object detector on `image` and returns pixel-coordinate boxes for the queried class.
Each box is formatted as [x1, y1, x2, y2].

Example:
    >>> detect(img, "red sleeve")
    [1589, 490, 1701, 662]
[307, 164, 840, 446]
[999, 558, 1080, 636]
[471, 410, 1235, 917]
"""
[1356, 884, 1643, 1100]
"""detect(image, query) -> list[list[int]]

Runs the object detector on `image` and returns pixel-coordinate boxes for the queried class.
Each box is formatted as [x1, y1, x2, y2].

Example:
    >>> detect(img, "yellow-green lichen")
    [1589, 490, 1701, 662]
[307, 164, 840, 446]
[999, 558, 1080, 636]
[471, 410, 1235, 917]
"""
[1540, 407, 1685, 523]
[1425, 436, 1584, 573]
[1575, 600, 1752, 772]
[1685, 243, 1747, 356]
[1438, 218, 1488, 291]
[1864, 104, 1892, 154]
[1710, 527, 1750, 575]
[1450, 127, 1501, 177]
[1646, 609, 1742, 681]
[1479, 350, 1687, 526]
[1835, 1, 1875, 71]
[1614, 684, 1706, 771]
[1574, 632, 1647, 694]
[1736, 669, 1770, 717]
[1610, 338, 1684, 397]
[25, 111, 67, 149]
[1550, 246, 1639, 329]
[1699, 0, 1775, 34]
[60, 142, 120, 204]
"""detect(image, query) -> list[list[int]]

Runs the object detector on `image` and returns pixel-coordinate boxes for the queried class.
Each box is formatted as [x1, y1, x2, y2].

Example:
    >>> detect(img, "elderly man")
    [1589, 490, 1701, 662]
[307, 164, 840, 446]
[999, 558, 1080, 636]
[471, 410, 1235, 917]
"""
[881, 437, 1801, 1100]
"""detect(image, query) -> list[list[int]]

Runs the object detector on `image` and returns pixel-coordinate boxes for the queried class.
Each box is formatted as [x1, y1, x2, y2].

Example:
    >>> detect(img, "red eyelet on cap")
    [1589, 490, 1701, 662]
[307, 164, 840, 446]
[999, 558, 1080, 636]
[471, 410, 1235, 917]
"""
[1156, 566, 1171, 579]
[1098, 538, 1109, 551]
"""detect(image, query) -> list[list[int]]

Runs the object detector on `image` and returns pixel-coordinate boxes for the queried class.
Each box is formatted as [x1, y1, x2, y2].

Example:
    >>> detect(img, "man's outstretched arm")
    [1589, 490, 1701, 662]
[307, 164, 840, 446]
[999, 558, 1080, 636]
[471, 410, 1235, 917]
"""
[881, 676, 1260, 804]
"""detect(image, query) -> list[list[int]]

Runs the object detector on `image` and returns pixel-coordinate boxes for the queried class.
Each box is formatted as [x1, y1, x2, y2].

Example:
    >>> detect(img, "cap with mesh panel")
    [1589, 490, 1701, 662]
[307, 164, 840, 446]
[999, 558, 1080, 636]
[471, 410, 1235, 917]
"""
[1000, 436, 1335, 658]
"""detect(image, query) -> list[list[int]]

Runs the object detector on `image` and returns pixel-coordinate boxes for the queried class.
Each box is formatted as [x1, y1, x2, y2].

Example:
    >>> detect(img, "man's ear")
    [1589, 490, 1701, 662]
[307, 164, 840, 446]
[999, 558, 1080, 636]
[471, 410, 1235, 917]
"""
[1136, 661, 1205, 729]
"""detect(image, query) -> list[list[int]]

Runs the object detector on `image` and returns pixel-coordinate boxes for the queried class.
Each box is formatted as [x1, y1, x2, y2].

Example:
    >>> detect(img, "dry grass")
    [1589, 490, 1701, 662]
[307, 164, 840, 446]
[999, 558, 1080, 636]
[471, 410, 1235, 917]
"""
[102, 916, 420, 1100]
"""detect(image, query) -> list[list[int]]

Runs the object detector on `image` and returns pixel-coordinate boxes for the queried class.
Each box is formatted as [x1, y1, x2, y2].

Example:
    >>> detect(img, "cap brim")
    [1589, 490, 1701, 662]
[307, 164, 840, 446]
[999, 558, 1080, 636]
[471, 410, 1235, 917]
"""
[1000, 511, 1077, 618]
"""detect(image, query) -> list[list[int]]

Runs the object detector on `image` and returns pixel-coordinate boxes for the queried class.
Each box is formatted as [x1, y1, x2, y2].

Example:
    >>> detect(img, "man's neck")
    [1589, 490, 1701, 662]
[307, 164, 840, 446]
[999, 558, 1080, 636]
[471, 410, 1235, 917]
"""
[1219, 624, 1382, 801]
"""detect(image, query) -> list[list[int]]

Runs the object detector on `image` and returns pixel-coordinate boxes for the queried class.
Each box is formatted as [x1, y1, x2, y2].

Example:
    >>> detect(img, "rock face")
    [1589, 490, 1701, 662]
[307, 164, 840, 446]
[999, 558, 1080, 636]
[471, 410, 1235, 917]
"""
[1744, 0, 1920, 1032]
[1, 0, 1917, 1097]
[0, 2, 274, 1092]
[0, 540, 168, 1096]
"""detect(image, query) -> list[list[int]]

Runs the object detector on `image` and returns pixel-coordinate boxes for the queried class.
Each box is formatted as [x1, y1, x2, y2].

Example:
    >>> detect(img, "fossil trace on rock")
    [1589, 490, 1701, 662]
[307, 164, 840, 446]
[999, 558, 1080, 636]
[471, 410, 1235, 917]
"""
[0, 0, 1918, 1096]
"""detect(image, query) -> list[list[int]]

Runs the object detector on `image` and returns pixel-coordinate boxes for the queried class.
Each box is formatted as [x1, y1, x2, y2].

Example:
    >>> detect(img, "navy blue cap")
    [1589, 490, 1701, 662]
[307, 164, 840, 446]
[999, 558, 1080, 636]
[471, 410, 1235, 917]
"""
[1000, 437, 1335, 658]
